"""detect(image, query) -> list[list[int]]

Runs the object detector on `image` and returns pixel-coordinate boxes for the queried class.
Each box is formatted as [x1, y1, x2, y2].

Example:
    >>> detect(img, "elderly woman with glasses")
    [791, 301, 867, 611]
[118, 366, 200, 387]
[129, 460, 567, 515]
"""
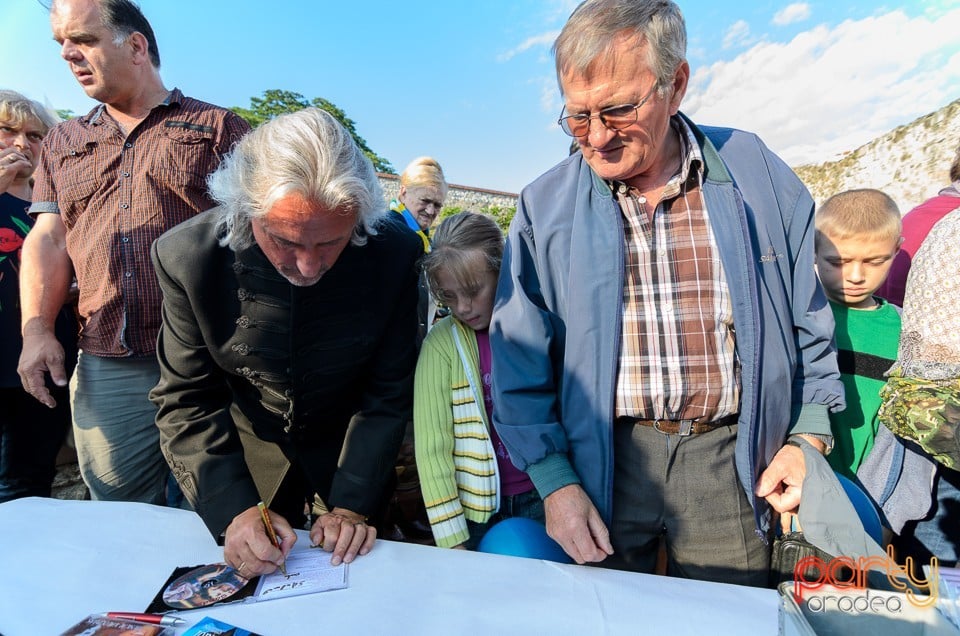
[0, 90, 78, 502]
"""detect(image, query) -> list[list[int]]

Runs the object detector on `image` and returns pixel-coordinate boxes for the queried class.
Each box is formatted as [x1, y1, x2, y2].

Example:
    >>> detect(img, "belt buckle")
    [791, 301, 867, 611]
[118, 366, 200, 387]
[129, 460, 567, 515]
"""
[652, 419, 696, 436]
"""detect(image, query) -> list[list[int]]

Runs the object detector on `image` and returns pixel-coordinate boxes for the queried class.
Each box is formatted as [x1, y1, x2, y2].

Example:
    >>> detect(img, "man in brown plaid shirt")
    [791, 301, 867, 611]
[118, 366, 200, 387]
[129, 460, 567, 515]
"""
[18, 0, 249, 504]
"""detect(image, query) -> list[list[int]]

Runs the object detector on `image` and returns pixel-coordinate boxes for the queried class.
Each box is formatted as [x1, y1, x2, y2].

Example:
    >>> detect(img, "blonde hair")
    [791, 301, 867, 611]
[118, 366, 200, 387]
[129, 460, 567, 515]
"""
[815, 189, 901, 250]
[0, 90, 59, 134]
[400, 156, 448, 196]
[422, 212, 503, 299]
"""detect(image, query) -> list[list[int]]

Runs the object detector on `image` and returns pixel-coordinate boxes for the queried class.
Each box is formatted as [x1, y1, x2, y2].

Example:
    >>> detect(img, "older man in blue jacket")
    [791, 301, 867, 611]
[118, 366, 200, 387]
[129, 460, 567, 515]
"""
[490, 0, 844, 587]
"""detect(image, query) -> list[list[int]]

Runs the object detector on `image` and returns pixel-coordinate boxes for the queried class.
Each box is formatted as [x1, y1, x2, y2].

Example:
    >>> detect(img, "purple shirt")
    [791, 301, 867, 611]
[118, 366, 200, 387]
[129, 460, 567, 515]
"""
[476, 329, 534, 496]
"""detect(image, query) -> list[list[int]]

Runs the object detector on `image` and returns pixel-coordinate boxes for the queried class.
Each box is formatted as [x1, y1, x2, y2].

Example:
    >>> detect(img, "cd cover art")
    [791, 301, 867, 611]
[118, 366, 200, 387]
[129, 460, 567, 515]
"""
[146, 563, 257, 613]
[60, 614, 173, 636]
[182, 616, 264, 636]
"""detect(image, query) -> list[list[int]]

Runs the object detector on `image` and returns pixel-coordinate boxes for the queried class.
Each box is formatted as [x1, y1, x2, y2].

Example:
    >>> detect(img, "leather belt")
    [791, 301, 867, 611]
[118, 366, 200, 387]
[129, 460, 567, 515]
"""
[615, 413, 739, 436]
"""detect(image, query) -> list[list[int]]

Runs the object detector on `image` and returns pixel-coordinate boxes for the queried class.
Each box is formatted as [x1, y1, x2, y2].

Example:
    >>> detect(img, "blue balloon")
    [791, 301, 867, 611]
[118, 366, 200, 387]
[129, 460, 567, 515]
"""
[834, 472, 884, 545]
[477, 517, 573, 563]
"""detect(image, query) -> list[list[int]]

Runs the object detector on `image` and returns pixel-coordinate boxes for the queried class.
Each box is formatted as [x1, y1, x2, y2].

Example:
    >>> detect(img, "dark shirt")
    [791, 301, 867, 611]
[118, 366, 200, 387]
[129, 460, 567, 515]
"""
[150, 211, 422, 536]
[0, 193, 77, 386]
[30, 88, 250, 356]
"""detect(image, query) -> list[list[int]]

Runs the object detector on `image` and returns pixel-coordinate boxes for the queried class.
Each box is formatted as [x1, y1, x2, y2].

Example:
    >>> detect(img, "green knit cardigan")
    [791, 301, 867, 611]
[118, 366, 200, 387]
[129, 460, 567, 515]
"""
[413, 316, 500, 548]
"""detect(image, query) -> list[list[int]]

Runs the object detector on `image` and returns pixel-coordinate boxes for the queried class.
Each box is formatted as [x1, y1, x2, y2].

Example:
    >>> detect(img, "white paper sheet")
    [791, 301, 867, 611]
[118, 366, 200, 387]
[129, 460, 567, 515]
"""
[252, 549, 347, 600]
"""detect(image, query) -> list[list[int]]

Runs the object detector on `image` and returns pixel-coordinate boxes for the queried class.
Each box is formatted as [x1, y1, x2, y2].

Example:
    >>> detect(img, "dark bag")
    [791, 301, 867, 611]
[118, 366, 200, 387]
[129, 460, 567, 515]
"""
[768, 531, 847, 587]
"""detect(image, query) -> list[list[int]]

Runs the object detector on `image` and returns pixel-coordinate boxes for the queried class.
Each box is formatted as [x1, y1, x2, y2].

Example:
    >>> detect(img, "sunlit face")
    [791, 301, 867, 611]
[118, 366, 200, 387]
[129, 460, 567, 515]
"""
[399, 185, 444, 231]
[51, 0, 136, 104]
[561, 35, 688, 187]
[433, 250, 498, 331]
[815, 232, 900, 309]
[0, 116, 46, 176]
[251, 192, 356, 287]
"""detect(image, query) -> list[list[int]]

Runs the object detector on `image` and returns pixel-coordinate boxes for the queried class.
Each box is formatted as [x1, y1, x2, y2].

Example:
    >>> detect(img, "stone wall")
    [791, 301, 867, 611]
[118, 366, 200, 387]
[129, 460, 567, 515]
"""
[378, 173, 518, 210]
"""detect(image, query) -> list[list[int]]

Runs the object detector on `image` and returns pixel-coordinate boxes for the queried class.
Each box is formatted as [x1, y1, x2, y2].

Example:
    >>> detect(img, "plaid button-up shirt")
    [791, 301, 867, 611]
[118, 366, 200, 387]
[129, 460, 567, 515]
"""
[614, 116, 740, 423]
[30, 89, 249, 356]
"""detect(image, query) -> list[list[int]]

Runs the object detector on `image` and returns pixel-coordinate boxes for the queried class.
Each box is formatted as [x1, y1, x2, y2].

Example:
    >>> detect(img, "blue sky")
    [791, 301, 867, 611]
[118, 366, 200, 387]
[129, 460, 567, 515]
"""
[1, 0, 958, 194]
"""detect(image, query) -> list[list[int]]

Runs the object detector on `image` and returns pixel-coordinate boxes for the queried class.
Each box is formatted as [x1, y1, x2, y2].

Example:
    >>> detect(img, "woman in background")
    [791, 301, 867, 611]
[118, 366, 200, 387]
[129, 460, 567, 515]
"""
[0, 90, 77, 502]
[390, 156, 448, 253]
[879, 208, 960, 570]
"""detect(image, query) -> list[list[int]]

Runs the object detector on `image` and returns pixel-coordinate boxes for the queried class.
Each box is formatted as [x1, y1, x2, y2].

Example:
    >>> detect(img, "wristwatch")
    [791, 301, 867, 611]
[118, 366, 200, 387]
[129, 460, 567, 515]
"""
[788, 433, 834, 456]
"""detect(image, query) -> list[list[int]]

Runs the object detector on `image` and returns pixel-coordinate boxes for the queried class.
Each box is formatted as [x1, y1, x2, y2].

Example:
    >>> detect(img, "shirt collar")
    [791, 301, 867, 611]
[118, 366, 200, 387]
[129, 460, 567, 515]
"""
[672, 113, 704, 187]
[85, 87, 181, 126]
[605, 113, 704, 194]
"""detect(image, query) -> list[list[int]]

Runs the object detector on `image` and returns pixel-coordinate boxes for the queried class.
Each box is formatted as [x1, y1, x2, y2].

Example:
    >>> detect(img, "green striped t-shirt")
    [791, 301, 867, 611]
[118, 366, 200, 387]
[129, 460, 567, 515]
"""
[827, 298, 901, 478]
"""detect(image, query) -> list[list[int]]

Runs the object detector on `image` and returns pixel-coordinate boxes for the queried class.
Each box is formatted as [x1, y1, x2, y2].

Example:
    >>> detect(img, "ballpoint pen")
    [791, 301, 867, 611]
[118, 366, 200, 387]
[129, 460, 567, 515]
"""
[257, 501, 288, 576]
[101, 612, 184, 626]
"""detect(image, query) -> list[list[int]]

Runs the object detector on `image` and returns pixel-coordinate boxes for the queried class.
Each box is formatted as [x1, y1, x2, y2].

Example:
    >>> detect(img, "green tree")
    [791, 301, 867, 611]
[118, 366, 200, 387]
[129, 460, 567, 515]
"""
[484, 205, 516, 233]
[56, 109, 74, 121]
[231, 89, 394, 174]
[438, 205, 516, 234]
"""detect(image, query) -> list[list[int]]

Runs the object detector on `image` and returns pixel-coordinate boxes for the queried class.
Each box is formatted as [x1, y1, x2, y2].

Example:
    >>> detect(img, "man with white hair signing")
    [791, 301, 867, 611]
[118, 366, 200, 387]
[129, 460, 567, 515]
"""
[150, 108, 422, 575]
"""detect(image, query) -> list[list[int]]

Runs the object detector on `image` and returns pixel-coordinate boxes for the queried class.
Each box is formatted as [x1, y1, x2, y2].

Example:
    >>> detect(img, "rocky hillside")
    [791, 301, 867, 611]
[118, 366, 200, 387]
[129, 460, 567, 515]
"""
[794, 98, 960, 214]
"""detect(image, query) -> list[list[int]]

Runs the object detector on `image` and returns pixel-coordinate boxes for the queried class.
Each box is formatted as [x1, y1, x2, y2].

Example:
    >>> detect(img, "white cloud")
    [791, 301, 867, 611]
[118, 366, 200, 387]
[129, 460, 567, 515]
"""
[499, 31, 561, 62]
[722, 20, 751, 49]
[546, 0, 582, 22]
[773, 3, 812, 26]
[538, 76, 562, 118]
[683, 8, 960, 166]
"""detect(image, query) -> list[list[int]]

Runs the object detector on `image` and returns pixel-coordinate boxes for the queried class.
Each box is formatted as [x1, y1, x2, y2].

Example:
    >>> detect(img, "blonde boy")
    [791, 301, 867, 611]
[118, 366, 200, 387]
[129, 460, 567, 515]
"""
[814, 189, 902, 477]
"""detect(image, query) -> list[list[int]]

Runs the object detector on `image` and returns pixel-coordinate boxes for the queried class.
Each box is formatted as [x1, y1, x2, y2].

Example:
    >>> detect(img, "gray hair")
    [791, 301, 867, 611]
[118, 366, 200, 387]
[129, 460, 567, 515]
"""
[553, 0, 686, 96]
[0, 90, 59, 133]
[209, 107, 386, 252]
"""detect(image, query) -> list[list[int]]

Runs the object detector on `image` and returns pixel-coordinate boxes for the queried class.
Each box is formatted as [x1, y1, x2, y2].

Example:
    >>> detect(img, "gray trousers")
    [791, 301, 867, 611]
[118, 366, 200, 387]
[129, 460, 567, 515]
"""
[604, 420, 771, 587]
[70, 352, 167, 505]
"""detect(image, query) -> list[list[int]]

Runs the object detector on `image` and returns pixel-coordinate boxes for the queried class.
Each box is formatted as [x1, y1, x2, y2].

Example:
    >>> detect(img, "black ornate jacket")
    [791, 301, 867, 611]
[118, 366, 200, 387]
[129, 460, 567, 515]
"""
[150, 209, 421, 536]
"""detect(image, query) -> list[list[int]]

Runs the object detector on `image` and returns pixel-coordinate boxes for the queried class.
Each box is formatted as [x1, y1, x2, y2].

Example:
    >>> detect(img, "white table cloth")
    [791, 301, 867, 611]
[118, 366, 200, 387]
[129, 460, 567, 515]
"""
[0, 498, 779, 635]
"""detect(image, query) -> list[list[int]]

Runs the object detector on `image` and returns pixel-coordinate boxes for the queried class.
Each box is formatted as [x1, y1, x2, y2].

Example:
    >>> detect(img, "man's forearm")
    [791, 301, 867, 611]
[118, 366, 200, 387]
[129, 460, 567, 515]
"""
[20, 228, 72, 336]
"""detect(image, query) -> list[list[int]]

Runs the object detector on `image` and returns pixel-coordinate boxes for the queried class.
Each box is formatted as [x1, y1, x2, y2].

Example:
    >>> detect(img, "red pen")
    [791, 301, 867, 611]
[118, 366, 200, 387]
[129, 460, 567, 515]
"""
[102, 612, 185, 626]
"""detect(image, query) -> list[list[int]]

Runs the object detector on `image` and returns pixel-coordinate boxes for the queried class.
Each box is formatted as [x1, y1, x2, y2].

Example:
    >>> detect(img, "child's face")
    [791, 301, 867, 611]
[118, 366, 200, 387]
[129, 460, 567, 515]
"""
[815, 232, 900, 308]
[434, 251, 498, 331]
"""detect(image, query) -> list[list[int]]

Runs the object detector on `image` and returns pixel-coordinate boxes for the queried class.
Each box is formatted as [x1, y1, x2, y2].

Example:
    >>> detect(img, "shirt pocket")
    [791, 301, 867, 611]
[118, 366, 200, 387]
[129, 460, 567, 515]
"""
[53, 144, 100, 229]
[152, 125, 218, 190]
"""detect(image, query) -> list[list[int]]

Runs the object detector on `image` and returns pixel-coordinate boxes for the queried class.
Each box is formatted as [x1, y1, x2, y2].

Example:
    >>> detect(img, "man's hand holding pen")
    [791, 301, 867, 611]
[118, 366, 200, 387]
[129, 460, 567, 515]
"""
[310, 507, 376, 566]
[223, 505, 296, 578]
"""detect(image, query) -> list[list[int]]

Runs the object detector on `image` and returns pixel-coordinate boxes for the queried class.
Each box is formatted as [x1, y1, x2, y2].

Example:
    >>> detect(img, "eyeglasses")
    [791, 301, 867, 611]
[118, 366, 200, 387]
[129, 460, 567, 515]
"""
[557, 84, 659, 137]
